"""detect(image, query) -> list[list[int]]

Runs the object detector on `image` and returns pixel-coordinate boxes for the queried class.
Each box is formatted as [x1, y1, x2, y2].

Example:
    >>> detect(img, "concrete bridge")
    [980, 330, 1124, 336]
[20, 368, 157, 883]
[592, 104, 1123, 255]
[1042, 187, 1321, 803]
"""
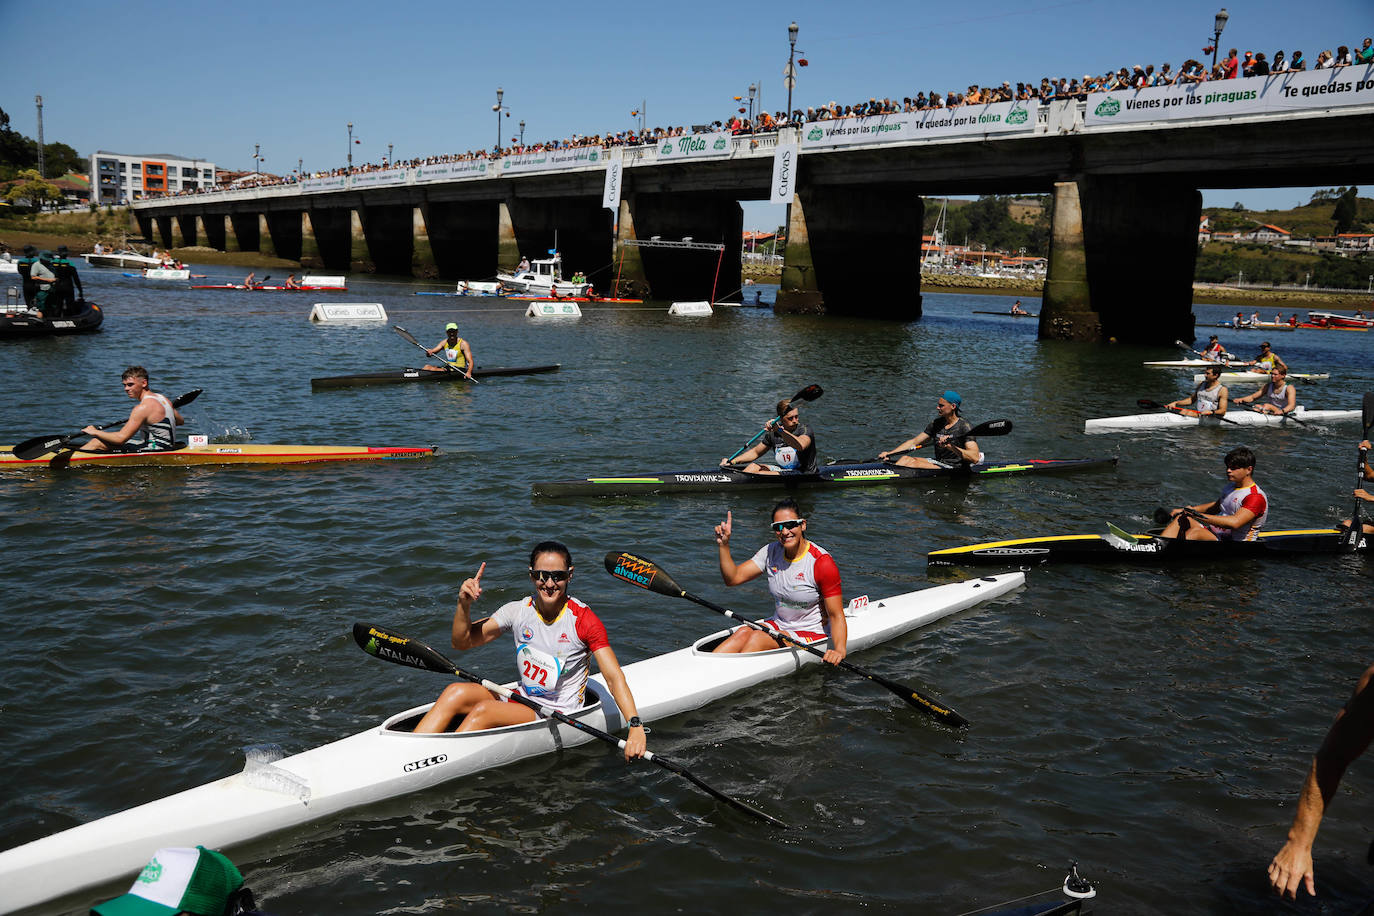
[131, 69, 1374, 344]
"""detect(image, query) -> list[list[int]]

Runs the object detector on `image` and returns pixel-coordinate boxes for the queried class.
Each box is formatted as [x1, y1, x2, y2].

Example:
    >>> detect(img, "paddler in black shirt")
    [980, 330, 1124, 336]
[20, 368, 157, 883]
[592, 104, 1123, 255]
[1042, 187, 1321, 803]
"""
[723, 398, 817, 475]
[878, 390, 981, 468]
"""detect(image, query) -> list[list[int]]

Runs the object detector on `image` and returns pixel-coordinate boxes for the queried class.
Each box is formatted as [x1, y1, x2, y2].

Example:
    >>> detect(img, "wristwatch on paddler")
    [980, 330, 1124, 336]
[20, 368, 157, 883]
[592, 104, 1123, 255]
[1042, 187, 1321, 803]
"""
[628, 716, 649, 733]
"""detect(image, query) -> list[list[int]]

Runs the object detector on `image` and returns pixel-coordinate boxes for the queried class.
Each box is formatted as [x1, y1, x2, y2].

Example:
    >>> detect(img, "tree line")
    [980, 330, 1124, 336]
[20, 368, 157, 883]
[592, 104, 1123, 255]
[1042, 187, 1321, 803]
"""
[0, 107, 84, 182]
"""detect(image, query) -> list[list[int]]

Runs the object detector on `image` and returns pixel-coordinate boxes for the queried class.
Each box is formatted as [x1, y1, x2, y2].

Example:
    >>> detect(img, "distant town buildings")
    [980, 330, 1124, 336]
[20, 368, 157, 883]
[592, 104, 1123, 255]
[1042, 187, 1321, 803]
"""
[90, 151, 216, 205]
[1200, 215, 1372, 257]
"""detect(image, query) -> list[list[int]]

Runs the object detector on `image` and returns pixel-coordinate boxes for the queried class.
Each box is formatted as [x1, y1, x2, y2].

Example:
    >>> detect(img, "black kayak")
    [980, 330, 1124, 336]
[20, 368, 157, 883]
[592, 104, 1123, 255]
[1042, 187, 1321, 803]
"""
[0, 300, 103, 338]
[928, 527, 1370, 566]
[533, 456, 1116, 497]
[311, 364, 561, 389]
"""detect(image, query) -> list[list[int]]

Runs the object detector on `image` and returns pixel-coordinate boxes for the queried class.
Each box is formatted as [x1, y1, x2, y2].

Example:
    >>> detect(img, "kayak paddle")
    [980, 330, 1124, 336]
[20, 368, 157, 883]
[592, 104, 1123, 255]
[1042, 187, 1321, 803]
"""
[603, 551, 969, 728]
[879, 417, 1013, 460]
[1136, 398, 1240, 426]
[1340, 391, 1374, 551]
[725, 384, 823, 463]
[351, 622, 787, 827]
[1174, 338, 1237, 364]
[12, 388, 203, 461]
[393, 325, 477, 382]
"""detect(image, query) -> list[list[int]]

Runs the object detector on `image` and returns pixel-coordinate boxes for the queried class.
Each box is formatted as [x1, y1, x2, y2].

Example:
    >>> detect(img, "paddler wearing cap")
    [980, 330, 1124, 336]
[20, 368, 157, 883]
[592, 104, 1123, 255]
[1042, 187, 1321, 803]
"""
[423, 322, 474, 377]
[1246, 341, 1288, 374]
[878, 390, 982, 469]
[91, 844, 265, 916]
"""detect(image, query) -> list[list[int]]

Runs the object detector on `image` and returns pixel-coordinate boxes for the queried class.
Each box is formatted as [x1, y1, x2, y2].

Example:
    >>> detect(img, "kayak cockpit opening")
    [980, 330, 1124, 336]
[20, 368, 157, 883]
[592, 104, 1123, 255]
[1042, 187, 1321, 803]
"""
[380, 697, 606, 734]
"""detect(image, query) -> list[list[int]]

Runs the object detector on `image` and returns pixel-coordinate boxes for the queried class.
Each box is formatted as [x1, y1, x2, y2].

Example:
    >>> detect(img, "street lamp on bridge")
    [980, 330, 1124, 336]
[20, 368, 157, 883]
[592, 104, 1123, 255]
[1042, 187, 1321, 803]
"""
[387, 143, 393, 167]
[252, 144, 260, 176]
[1210, 8, 1229, 71]
[785, 21, 801, 123]
[347, 122, 355, 174]
[493, 87, 510, 153]
[519, 120, 525, 145]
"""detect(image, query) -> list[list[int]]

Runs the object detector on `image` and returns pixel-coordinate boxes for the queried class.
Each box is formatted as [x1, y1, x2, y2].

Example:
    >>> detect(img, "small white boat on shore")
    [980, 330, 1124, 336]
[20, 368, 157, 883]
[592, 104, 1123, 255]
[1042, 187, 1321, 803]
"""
[1085, 406, 1359, 432]
[0, 572, 1023, 912]
[497, 253, 590, 297]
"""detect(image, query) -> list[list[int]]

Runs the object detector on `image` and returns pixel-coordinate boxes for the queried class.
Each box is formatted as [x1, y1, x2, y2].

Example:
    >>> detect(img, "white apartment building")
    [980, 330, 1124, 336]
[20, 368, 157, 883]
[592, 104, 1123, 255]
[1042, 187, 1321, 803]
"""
[89, 151, 217, 205]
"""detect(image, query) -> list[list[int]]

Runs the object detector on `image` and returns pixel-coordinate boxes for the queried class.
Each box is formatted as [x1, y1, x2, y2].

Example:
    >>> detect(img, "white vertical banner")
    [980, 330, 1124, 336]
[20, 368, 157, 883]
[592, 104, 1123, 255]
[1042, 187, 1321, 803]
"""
[602, 148, 623, 212]
[769, 139, 799, 204]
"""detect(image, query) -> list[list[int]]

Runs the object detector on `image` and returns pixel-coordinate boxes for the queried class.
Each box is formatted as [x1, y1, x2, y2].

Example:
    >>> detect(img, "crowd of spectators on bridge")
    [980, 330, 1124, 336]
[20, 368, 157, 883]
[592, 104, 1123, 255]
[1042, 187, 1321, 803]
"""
[144, 34, 1372, 201]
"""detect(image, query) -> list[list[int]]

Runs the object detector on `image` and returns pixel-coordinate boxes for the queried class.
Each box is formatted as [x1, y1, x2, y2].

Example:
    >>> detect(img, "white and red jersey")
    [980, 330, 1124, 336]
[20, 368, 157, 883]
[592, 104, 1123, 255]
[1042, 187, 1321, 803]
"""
[1214, 482, 1269, 541]
[489, 596, 609, 713]
[748, 540, 843, 633]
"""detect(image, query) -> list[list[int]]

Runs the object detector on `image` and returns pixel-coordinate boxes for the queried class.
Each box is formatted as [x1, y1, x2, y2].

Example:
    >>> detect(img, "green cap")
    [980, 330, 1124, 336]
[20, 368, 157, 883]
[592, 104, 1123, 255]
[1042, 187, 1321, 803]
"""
[91, 846, 244, 916]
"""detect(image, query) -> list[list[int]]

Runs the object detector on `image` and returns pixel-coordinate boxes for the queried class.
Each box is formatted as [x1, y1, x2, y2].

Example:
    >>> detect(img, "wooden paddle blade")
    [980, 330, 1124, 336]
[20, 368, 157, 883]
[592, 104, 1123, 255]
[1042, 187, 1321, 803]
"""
[971, 418, 1013, 437]
[12, 434, 73, 461]
[353, 623, 457, 675]
[603, 552, 686, 598]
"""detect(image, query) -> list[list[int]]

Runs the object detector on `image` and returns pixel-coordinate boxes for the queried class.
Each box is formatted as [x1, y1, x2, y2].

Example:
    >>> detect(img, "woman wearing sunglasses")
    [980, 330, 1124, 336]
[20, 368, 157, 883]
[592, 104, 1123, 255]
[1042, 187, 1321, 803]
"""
[711, 498, 848, 664]
[412, 540, 648, 761]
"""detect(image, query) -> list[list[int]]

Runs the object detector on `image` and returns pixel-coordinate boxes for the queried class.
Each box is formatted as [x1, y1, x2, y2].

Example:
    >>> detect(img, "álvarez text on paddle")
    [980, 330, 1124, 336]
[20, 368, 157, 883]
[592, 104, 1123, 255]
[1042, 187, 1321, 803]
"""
[725, 384, 822, 463]
[1136, 398, 1241, 427]
[352, 622, 788, 828]
[12, 388, 204, 461]
[393, 324, 478, 381]
[1340, 391, 1374, 551]
[603, 551, 970, 728]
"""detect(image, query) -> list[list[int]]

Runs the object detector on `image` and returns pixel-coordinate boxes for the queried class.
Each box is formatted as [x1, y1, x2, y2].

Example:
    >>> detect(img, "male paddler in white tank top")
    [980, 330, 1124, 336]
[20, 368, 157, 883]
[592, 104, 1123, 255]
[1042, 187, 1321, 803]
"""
[79, 366, 183, 453]
[1167, 365, 1229, 418]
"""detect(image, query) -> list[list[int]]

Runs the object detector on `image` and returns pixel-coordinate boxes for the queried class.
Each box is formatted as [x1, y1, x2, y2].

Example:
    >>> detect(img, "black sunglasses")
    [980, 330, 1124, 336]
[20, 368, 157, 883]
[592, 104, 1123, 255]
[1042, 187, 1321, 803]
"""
[529, 569, 570, 583]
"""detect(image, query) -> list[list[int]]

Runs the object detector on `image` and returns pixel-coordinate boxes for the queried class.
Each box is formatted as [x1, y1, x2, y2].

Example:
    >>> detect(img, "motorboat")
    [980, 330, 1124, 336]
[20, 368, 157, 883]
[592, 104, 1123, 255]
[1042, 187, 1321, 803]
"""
[496, 253, 591, 297]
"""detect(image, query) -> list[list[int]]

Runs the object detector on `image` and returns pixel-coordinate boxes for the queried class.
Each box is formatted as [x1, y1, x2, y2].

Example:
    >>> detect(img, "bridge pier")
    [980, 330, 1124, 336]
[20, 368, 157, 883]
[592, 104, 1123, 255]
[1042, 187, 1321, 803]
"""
[423, 201, 499, 280]
[777, 185, 923, 318]
[175, 214, 197, 248]
[133, 212, 153, 244]
[617, 192, 741, 301]
[611, 198, 648, 298]
[305, 209, 354, 272]
[265, 211, 302, 262]
[228, 213, 259, 253]
[1041, 176, 1199, 343]
[152, 216, 174, 250]
[356, 204, 414, 275]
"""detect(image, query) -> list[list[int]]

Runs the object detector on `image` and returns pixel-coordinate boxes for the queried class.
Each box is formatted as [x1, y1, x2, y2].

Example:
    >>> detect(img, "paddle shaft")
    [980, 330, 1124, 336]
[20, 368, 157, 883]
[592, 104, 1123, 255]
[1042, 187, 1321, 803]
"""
[726, 384, 822, 463]
[352, 623, 787, 827]
[883, 417, 1012, 458]
[1174, 339, 1236, 364]
[1137, 398, 1241, 427]
[1342, 392, 1374, 549]
[684, 590, 967, 727]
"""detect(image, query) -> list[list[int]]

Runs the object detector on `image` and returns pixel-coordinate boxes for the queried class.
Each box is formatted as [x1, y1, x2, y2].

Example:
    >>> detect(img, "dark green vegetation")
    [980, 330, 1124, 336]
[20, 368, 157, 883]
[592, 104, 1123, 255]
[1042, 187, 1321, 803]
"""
[0, 107, 83, 182]
[924, 195, 1050, 257]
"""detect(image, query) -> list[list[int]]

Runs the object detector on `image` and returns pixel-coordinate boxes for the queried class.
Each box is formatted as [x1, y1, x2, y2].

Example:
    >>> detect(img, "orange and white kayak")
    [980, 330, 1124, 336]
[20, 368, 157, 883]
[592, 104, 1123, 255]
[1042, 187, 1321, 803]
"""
[0, 442, 437, 469]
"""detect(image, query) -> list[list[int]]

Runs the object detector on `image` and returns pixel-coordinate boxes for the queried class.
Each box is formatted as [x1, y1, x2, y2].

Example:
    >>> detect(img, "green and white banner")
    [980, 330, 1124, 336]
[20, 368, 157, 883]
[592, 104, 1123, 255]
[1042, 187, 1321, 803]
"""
[300, 175, 347, 192]
[656, 131, 733, 160]
[350, 168, 408, 188]
[802, 101, 1038, 149]
[1085, 64, 1374, 126]
[503, 146, 603, 175]
[603, 148, 623, 212]
[414, 160, 487, 182]
[769, 139, 798, 204]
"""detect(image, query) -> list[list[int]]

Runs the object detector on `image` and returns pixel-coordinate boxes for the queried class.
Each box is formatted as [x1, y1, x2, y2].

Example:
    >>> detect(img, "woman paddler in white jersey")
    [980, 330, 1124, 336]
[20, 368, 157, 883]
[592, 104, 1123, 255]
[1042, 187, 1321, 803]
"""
[711, 498, 848, 664]
[412, 541, 647, 761]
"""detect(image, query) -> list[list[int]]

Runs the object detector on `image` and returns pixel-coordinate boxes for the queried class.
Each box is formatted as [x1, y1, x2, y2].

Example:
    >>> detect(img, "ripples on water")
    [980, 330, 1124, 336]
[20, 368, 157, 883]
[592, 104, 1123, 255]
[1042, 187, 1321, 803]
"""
[2, 270, 1371, 913]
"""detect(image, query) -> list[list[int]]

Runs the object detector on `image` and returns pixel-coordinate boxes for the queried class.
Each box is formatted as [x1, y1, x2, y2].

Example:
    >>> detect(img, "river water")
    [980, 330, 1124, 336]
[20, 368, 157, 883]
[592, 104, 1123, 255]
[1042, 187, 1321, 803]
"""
[2, 269, 1371, 914]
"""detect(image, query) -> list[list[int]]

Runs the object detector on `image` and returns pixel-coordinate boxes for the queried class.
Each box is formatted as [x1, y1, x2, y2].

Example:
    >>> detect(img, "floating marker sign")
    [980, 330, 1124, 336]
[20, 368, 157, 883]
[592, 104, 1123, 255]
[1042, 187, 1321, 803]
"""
[301, 275, 346, 287]
[526, 302, 583, 318]
[1085, 65, 1374, 126]
[309, 302, 388, 323]
[802, 101, 1038, 149]
[657, 131, 733, 160]
[668, 301, 713, 317]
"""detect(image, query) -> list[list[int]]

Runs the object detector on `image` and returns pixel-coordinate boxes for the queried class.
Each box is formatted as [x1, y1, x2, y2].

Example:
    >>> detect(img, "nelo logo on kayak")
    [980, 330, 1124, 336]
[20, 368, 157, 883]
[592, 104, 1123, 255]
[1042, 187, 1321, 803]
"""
[404, 754, 447, 773]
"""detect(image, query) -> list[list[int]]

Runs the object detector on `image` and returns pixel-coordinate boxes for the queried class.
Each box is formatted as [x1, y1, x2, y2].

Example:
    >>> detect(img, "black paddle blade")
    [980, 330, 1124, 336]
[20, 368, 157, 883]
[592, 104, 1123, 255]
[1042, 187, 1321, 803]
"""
[603, 552, 686, 598]
[971, 418, 1013, 437]
[1137, 399, 1165, 410]
[12, 434, 73, 461]
[648, 754, 790, 828]
[353, 623, 457, 675]
[1153, 507, 1175, 526]
[790, 383, 823, 404]
[1363, 391, 1374, 435]
[393, 325, 422, 347]
[172, 388, 203, 409]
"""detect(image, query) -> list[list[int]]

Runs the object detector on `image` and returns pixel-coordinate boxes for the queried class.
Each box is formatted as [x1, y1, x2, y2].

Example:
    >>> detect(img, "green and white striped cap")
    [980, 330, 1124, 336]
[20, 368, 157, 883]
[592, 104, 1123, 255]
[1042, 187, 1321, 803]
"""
[92, 846, 243, 916]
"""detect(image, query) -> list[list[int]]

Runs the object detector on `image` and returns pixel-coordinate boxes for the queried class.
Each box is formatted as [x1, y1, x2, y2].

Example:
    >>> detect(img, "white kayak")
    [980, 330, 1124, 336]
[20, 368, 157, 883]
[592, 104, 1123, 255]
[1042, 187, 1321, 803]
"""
[0, 573, 1023, 912]
[1085, 406, 1360, 432]
[1192, 371, 1329, 384]
[1142, 359, 1235, 369]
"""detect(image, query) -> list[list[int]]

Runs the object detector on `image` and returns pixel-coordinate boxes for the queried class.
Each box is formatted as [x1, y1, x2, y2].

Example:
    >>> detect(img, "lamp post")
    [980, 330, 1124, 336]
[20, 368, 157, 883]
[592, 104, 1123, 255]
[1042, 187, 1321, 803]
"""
[748, 83, 757, 123]
[252, 144, 260, 176]
[493, 87, 509, 153]
[298, 157, 303, 179]
[785, 21, 799, 122]
[519, 120, 525, 145]
[1211, 8, 1229, 71]
[347, 122, 354, 174]
[387, 143, 393, 167]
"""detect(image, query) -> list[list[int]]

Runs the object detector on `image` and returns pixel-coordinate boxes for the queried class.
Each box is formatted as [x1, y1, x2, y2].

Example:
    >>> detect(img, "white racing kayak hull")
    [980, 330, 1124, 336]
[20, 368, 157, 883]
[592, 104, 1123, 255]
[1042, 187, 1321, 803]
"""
[0, 573, 1023, 912]
[1085, 407, 1360, 432]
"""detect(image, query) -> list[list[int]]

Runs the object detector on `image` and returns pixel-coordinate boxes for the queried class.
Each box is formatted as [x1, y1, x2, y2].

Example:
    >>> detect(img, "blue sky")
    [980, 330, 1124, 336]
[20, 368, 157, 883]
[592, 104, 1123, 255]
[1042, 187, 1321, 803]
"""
[3, 0, 1367, 228]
